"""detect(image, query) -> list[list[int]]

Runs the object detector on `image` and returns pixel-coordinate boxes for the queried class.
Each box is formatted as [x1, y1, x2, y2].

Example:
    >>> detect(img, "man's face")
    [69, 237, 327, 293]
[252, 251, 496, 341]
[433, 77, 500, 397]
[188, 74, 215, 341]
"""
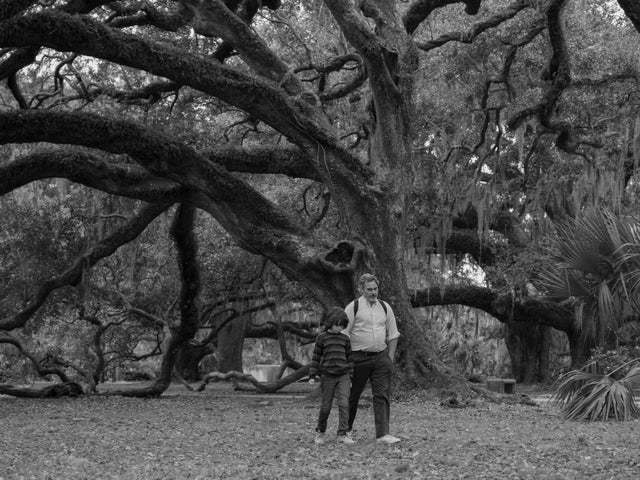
[363, 281, 378, 303]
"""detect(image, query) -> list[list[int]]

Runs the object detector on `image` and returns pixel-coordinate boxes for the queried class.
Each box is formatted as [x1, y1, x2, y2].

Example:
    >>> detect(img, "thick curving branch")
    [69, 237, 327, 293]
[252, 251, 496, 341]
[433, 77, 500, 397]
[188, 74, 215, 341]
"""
[322, 0, 401, 100]
[88, 80, 181, 104]
[0, 0, 109, 81]
[410, 285, 574, 332]
[107, 0, 190, 31]
[0, 334, 72, 382]
[245, 321, 317, 340]
[416, 0, 530, 52]
[0, 382, 83, 398]
[196, 365, 311, 393]
[0, 149, 188, 202]
[0, 110, 306, 235]
[0, 11, 334, 146]
[506, 0, 599, 154]
[204, 145, 319, 180]
[0, 10, 370, 185]
[0, 202, 171, 331]
[179, 0, 306, 97]
[0, 46, 36, 80]
[403, 0, 481, 35]
[320, 66, 367, 102]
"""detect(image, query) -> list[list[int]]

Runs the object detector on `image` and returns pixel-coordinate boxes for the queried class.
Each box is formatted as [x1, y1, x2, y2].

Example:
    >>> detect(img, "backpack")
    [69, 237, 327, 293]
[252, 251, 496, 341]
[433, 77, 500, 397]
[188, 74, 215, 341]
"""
[352, 298, 388, 317]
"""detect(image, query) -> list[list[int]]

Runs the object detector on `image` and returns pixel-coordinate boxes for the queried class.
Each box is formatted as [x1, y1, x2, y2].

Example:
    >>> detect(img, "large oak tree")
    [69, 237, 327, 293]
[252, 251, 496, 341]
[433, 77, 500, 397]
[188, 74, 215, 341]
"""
[1, 0, 639, 393]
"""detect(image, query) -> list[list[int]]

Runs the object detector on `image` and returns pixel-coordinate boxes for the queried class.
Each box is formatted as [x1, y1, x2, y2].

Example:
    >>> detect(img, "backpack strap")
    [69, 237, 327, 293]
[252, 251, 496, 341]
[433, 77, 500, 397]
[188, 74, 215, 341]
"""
[352, 298, 387, 317]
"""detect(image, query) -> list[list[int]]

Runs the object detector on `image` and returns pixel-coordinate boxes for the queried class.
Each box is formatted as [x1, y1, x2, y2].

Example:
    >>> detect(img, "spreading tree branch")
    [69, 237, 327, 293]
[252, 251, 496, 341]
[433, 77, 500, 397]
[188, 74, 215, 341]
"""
[0, 334, 72, 382]
[0, 202, 171, 331]
[403, 0, 481, 35]
[0, 110, 306, 235]
[0, 148, 188, 203]
[416, 0, 530, 52]
[0, 11, 336, 147]
[410, 285, 574, 333]
[205, 145, 319, 180]
[196, 365, 310, 393]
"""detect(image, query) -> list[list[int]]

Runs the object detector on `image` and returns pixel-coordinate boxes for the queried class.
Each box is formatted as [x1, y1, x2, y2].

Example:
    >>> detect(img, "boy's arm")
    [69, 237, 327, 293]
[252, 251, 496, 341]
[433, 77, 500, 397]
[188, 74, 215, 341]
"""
[345, 336, 353, 373]
[309, 336, 323, 376]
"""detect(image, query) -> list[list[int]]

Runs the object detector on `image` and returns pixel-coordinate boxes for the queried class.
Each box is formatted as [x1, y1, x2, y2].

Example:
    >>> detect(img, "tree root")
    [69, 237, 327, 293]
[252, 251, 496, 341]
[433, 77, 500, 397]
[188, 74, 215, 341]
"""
[0, 382, 83, 398]
[197, 365, 311, 393]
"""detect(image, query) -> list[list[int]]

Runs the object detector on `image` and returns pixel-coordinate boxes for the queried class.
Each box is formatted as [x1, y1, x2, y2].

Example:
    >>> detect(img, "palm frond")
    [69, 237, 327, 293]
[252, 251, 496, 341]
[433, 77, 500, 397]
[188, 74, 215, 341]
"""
[553, 364, 640, 421]
[620, 365, 640, 393]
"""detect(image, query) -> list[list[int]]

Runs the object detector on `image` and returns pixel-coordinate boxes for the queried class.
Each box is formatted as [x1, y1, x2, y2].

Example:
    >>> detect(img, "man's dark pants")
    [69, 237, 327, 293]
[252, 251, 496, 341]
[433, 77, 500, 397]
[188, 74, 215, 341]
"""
[316, 373, 350, 435]
[348, 349, 393, 438]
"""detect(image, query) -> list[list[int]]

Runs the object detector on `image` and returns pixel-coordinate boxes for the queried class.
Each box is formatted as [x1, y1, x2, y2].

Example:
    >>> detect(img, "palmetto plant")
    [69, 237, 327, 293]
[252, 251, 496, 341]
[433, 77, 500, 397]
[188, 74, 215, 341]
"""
[538, 209, 640, 344]
[553, 360, 640, 421]
[540, 209, 640, 420]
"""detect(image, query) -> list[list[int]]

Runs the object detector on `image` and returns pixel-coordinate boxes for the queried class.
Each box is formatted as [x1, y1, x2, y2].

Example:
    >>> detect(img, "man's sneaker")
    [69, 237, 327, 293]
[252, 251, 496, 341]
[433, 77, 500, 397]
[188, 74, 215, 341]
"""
[338, 434, 355, 444]
[376, 434, 401, 444]
[314, 432, 326, 445]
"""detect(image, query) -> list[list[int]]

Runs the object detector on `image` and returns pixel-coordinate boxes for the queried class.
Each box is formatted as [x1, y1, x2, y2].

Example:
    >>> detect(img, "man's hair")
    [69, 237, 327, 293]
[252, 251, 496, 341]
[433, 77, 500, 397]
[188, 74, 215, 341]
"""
[358, 273, 379, 290]
[323, 307, 349, 330]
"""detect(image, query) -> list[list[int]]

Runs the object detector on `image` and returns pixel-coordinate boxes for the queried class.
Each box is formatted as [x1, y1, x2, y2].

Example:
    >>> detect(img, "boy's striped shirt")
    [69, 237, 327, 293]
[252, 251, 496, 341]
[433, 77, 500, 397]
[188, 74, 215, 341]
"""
[310, 332, 352, 376]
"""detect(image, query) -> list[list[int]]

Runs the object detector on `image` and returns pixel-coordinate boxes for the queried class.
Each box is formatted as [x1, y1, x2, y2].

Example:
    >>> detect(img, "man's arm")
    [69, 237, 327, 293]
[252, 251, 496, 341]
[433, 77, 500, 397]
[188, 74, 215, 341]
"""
[385, 303, 400, 361]
[345, 337, 353, 373]
[387, 337, 398, 361]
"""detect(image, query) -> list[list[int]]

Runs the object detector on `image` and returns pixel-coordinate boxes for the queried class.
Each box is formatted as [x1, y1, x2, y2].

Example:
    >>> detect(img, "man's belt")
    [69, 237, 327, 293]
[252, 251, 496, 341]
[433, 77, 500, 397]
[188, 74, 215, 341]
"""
[355, 349, 385, 357]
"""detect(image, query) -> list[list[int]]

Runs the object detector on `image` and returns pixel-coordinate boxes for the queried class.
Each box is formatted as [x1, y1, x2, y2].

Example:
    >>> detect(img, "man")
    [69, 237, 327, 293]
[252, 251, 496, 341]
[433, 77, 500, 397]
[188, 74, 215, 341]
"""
[344, 273, 401, 444]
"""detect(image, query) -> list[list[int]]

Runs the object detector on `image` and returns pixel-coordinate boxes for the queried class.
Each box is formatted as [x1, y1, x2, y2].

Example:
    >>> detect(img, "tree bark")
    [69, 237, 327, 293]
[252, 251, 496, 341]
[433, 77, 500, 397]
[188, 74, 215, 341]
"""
[175, 341, 214, 381]
[216, 315, 248, 373]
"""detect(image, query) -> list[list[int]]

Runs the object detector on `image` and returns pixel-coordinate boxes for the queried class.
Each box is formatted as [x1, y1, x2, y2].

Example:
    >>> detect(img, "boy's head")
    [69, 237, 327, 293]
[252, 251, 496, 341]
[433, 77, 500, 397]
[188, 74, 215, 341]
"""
[323, 307, 349, 331]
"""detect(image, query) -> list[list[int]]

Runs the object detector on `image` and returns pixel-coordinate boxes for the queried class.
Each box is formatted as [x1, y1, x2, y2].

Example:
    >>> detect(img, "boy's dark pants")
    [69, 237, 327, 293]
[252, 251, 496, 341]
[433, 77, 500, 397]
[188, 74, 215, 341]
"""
[316, 373, 350, 435]
[348, 350, 393, 438]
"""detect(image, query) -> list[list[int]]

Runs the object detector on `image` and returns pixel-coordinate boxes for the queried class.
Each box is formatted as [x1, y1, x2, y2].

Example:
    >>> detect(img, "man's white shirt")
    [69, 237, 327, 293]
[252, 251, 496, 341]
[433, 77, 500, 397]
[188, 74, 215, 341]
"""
[344, 296, 400, 352]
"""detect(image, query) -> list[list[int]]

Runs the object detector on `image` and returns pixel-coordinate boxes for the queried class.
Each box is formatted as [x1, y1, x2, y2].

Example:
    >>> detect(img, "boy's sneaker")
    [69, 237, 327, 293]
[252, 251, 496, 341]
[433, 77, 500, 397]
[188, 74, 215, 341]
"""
[314, 432, 326, 445]
[338, 434, 355, 444]
[376, 434, 401, 444]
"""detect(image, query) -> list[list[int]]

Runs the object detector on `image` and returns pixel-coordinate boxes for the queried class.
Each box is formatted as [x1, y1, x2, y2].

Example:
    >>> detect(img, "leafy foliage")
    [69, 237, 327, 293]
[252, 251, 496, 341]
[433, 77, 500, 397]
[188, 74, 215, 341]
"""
[537, 209, 640, 343]
[553, 360, 640, 421]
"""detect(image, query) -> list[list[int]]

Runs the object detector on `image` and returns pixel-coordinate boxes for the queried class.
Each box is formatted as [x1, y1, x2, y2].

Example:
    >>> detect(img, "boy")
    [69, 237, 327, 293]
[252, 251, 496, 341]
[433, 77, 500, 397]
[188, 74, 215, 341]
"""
[309, 307, 355, 445]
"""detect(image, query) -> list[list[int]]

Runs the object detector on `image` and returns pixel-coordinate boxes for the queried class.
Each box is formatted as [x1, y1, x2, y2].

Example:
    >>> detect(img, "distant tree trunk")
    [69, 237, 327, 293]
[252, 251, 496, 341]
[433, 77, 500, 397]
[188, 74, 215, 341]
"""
[216, 315, 248, 373]
[567, 330, 594, 369]
[504, 323, 552, 383]
[176, 341, 214, 381]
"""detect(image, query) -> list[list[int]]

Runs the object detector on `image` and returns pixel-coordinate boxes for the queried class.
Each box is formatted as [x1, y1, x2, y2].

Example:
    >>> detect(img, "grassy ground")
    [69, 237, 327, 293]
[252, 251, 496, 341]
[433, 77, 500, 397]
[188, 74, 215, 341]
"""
[1, 383, 639, 479]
